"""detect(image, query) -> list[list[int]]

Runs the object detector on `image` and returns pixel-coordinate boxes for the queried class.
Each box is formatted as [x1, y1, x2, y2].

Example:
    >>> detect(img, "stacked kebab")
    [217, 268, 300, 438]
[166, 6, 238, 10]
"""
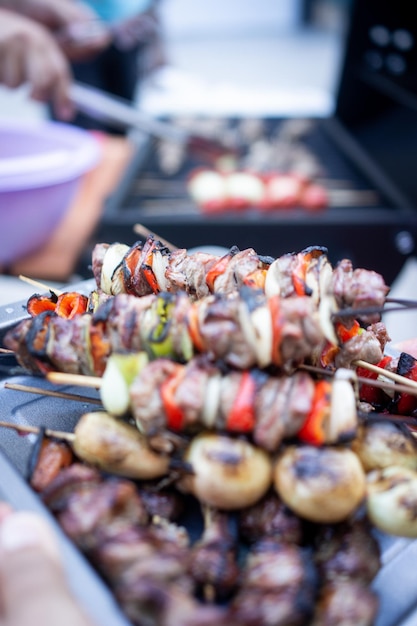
[4, 236, 417, 625]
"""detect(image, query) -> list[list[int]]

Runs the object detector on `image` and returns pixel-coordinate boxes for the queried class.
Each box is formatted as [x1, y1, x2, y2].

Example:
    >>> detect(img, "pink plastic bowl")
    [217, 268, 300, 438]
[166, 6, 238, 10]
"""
[0, 120, 100, 266]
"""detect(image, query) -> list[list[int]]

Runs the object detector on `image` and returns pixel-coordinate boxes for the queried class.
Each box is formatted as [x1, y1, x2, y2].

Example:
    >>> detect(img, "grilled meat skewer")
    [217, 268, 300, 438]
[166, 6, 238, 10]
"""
[126, 357, 358, 449]
[189, 505, 240, 601]
[4, 285, 389, 382]
[227, 536, 317, 626]
[311, 519, 380, 626]
[93, 237, 390, 327]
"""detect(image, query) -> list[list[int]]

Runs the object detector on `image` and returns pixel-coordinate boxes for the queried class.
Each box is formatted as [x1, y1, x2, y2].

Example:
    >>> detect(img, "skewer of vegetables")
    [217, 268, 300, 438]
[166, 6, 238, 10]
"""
[0, 412, 171, 480]
[91, 236, 390, 330]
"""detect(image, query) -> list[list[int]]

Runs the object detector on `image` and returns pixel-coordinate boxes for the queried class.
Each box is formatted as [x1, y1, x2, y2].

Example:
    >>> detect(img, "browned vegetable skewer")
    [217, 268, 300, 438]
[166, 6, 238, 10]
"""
[0, 412, 170, 480]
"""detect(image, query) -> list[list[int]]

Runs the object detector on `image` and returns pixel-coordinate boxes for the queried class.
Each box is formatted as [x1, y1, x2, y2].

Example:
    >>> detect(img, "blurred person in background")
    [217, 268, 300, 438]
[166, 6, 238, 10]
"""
[65, 0, 166, 133]
[0, 0, 165, 133]
[0, 0, 109, 120]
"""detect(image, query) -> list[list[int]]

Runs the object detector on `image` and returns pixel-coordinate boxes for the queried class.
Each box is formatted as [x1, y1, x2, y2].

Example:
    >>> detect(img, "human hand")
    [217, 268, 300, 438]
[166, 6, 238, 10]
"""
[0, 9, 74, 119]
[0, 0, 111, 61]
[0, 502, 95, 626]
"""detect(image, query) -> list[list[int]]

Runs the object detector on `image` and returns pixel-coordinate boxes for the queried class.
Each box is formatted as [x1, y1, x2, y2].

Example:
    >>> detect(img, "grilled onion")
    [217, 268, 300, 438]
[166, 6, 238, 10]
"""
[73, 411, 170, 479]
[352, 421, 417, 473]
[274, 445, 366, 523]
[366, 466, 417, 537]
[100, 243, 130, 295]
[179, 433, 272, 510]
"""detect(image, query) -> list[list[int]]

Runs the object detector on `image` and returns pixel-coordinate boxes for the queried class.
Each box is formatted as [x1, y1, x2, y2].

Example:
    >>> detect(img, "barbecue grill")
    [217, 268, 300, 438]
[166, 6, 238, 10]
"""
[2, 2, 417, 624]
[74, 0, 417, 288]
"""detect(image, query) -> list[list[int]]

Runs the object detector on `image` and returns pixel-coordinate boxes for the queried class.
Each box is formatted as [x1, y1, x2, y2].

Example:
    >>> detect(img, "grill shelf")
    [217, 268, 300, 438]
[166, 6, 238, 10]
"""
[77, 114, 417, 289]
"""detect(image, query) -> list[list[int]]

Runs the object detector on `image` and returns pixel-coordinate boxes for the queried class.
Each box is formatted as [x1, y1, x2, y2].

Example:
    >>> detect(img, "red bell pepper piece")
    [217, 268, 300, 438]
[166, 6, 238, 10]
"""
[186, 302, 205, 353]
[319, 341, 340, 368]
[55, 292, 89, 319]
[122, 245, 142, 295]
[268, 295, 283, 366]
[335, 320, 361, 343]
[142, 240, 160, 293]
[205, 254, 232, 292]
[292, 251, 313, 296]
[90, 321, 111, 376]
[298, 380, 331, 445]
[26, 292, 58, 317]
[160, 366, 185, 431]
[356, 355, 392, 406]
[226, 371, 257, 432]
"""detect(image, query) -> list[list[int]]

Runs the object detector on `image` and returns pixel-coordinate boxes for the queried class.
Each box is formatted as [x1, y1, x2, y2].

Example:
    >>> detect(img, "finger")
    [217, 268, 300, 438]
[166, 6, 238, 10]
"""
[26, 40, 74, 120]
[0, 511, 93, 626]
[1, 39, 25, 89]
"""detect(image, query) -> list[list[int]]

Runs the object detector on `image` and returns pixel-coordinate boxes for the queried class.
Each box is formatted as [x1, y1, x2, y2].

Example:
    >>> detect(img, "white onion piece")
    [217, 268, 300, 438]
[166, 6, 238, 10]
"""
[250, 305, 273, 368]
[180, 433, 272, 510]
[152, 250, 169, 292]
[304, 256, 321, 306]
[327, 369, 358, 443]
[100, 243, 130, 294]
[367, 466, 417, 537]
[111, 266, 127, 296]
[318, 258, 338, 345]
[237, 300, 260, 365]
[264, 258, 283, 298]
[100, 353, 149, 416]
[201, 374, 222, 429]
[188, 170, 226, 205]
[224, 172, 264, 203]
[352, 421, 417, 473]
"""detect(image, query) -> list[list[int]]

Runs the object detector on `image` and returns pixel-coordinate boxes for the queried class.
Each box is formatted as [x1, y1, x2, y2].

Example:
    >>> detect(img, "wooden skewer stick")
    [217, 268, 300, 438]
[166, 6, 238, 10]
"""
[18, 274, 63, 296]
[354, 359, 417, 391]
[133, 223, 178, 251]
[300, 363, 417, 397]
[39, 358, 417, 399]
[46, 371, 102, 389]
[0, 419, 75, 442]
[4, 382, 102, 405]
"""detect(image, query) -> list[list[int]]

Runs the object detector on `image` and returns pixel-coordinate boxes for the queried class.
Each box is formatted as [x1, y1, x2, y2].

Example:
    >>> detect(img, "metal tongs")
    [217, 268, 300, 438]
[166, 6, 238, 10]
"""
[70, 82, 240, 163]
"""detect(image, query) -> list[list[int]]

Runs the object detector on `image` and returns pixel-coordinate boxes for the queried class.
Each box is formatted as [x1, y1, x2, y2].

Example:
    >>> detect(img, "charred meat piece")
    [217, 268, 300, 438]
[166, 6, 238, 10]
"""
[331, 258, 390, 325]
[239, 491, 305, 545]
[189, 507, 240, 600]
[312, 580, 379, 626]
[313, 518, 381, 585]
[227, 537, 317, 626]
[29, 438, 74, 492]
[139, 486, 184, 522]
[311, 518, 380, 626]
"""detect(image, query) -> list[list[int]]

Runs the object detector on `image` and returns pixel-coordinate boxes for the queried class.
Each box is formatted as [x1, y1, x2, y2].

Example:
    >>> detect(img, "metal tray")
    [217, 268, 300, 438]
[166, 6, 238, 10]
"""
[2, 291, 417, 626]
